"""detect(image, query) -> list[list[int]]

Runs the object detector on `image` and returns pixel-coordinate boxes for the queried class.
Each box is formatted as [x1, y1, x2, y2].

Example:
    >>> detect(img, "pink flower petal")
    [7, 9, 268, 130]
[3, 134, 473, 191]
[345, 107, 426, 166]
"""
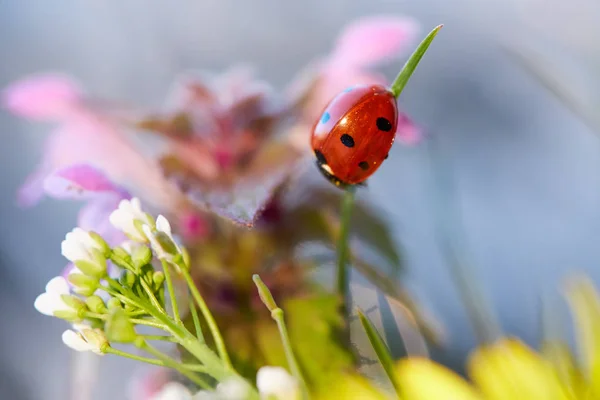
[330, 16, 419, 69]
[43, 164, 126, 200]
[179, 212, 210, 241]
[2, 74, 82, 120]
[396, 113, 422, 145]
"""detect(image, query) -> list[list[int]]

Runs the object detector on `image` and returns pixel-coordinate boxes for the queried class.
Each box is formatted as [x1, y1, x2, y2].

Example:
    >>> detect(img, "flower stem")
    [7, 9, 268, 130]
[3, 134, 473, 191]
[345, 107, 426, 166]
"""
[390, 25, 443, 99]
[140, 335, 178, 342]
[336, 186, 356, 315]
[189, 296, 205, 343]
[140, 278, 168, 318]
[272, 308, 310, 400]
[136, 339, 211, 390]
[130, 318, 169, 330]
[161, 260, 181, 324]
[179, 266, 232, 370]
[253, 275, 309, 399]
[105, 347, 210, 372]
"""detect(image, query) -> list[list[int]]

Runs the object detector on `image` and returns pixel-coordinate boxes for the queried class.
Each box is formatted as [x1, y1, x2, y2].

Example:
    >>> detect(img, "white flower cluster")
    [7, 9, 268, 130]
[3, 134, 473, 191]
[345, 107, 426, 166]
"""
[150, 366, 299, 400]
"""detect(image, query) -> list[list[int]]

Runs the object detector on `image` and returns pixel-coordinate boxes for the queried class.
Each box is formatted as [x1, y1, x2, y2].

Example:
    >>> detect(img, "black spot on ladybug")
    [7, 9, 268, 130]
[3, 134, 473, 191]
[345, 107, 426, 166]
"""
[384, 154, 389, 160]
[358, 161, 370, 170]
[376, 117, 392, 132]
[340, 134, 355, 148]
[314, 150, 327, 165]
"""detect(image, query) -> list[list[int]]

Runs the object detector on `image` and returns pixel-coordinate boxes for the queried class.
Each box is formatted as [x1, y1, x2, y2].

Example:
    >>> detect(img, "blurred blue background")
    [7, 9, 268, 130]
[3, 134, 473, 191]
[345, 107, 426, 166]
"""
[1, 0, 600, 398]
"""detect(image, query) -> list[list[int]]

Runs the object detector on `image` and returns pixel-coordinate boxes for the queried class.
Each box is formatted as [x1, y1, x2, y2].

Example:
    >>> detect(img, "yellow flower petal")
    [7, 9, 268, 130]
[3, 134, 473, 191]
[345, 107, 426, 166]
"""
[541, 341, 587, 398]
[395, 357, 483, 400]
[468, 338, 572, 400]
[314, 374, 387, 400]
[564, 276, 600, 397]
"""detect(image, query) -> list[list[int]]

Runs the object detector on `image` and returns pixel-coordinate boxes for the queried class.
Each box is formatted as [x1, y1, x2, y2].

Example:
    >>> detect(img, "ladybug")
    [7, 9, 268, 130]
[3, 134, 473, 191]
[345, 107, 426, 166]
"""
[311, 84, 398, 187]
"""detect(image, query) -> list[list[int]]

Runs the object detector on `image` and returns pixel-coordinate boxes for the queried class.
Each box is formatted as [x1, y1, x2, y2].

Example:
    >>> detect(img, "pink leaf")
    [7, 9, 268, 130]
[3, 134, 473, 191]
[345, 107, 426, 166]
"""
[43, 164, 126, 200]
[330, 15, 419, 69]
[2, 74, 82, 120]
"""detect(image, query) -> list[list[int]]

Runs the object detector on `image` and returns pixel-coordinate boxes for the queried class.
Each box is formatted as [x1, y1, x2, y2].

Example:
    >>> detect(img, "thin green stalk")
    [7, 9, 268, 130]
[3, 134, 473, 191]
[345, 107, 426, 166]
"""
[336, 186, 356, 314]
[130, 318, 169, 330]
[179, 266, 232, 369]
[141, 334, 178, 342]
[140, 278, 168, 317]
[272, 308, 310, 400]
[106, 347, 210, 372]
[161, 259, 181, 323]
[390, 25, 443, 99]
[189, 296, 205, 342]
[83, 312, 106, 320]
[253, 275, 309, 399]
[357, 308, 402, 397]
[137, 340, 211, 390]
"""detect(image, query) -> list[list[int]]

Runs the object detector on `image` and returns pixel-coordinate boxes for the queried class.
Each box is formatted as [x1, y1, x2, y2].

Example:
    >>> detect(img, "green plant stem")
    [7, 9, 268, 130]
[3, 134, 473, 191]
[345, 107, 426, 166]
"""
[137, 340, 211, 390]
[140, 278, 168, 317]
[179, 266, 232, 370]
[189, 296, 205, 343]
[161, 260, 181, 323]
[390, 24, 443, 99]
[356, 308, 402, 397]
[271, 308, 309, 400]
[105, 347, 207, 372]
[336, 186, 356, 315]
[130, 318, 169, 330]
[141, 334, 178, 342]
[104, 276, 124, 293]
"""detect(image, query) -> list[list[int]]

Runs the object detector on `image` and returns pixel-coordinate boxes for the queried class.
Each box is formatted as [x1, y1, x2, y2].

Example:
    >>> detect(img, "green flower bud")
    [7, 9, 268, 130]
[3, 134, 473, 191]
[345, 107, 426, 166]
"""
[85, 295, 107, 313]
[120, 270, 137, 288]
[105, 309, 137, 343]
[252, 274, 278, 312]
[60, 294, 86, 311]
[74, 258, 106, 279]
[152, 271, 165, 291]
[140, 264, 154, 285]
[132, 245, 152, 269]
[68, 274, 98, 296]
[107, 298, 122, 310]
[111, 247, 133, 270]
[88, 231, 110, 257]
[54, 309, 81, 322]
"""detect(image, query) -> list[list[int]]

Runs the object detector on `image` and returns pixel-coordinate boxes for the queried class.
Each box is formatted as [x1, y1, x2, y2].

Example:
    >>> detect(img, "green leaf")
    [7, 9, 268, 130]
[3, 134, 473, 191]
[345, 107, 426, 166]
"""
[284, 294, 355, 390]
[357, 308, 402, 396]
[391, 25, 443, 98]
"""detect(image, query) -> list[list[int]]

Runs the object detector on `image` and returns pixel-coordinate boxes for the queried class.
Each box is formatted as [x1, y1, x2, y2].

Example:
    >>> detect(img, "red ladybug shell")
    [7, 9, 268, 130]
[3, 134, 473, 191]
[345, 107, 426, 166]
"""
[311, 84, 398, 186]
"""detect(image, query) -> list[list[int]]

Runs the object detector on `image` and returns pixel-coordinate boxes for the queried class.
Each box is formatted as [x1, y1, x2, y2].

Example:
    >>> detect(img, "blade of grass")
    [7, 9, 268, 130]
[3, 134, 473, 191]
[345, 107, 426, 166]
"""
[357, 308, 402, 397]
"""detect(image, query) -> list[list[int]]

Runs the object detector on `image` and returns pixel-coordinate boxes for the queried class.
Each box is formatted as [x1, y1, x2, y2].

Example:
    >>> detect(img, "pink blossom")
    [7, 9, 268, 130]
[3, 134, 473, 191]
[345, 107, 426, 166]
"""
[2, 74, 179, 211]
[287, 15, 423, 148]
[44, 164, 129, 245]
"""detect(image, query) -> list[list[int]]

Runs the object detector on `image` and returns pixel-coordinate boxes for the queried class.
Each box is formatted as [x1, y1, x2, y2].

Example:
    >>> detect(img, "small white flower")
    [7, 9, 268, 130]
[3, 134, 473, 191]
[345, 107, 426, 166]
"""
[215, 378, 250, 400]
[143, 215, 181, 261]
[34, 276, 72, 316]
[109, 198, 151, 242]
[257, 366, 300, 400]
[62, 325, 107, 355]
[150, 382, 193, 400]
[61, 227, 105, 264]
